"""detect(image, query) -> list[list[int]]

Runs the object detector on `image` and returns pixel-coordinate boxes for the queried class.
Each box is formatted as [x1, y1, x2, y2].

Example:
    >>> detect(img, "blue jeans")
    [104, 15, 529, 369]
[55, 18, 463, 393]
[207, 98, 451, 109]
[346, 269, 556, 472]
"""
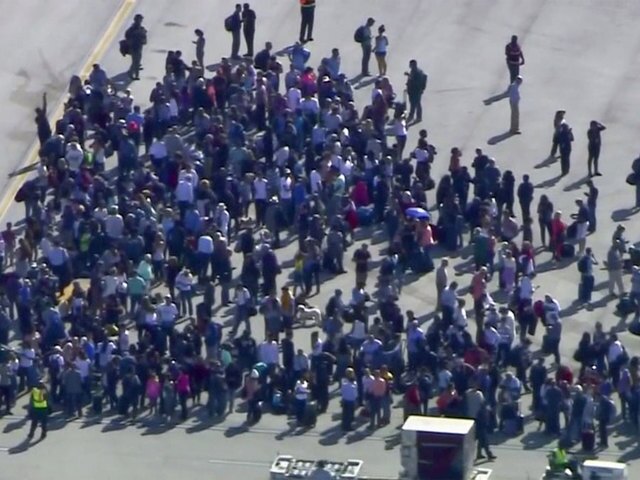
[381, 395, 392, 423]
[369, 397, 381, 428]
[232, 305, 250, 336]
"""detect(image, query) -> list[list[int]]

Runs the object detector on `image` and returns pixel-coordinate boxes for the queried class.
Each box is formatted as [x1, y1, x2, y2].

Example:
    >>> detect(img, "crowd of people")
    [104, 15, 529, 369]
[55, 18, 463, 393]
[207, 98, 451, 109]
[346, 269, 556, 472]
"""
[0, 4, 639, 469]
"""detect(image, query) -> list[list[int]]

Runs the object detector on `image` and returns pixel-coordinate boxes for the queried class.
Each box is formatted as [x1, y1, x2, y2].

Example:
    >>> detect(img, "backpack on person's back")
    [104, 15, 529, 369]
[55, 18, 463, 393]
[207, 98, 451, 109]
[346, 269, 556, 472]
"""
[224, 15, 234, 32]
[354, 25, 366, 43]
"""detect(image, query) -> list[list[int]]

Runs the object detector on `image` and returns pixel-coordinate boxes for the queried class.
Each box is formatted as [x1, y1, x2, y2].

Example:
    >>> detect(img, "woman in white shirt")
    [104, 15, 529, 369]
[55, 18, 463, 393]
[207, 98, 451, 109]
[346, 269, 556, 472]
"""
[175, 267, 194, 317]
[74, 351, 92, 394]
[18, 342, 36, 391]
[394, 113, 408, 159]
[374, 25, 389, 76]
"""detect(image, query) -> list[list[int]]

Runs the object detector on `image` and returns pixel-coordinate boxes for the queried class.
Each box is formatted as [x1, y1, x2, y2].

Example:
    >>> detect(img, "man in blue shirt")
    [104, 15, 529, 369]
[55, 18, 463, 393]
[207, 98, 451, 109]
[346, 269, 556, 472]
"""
[340, 368, 358, 431]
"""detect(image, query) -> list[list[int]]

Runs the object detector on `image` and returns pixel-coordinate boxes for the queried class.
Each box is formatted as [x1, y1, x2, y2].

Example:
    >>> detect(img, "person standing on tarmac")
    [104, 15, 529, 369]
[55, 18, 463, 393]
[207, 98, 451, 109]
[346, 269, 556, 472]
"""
[299, 0, 316, 44]
[125, 14, 147, 80]
[358, 18, 375, 77]
[226, 4, 243, 60]
[28, 381, 49, 440]
[242, 3, 257, 58]
[406, 60, 428, 123]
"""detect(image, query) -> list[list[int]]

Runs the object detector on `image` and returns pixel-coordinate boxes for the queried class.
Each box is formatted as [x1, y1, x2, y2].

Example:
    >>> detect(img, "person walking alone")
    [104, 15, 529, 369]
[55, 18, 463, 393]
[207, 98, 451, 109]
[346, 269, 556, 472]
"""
[242, 3, 257, 57]
[299, 0, 315, 44]
[587, 120, 606, 177]
[508, 76, 522, 134]
[373, 25, 389, 76]
[124, 14, 147, 81]
[406, 60, 428, 123]
[549, 109, 565, 158]
[193, 29, 205, 67]
[505, 35, 525, 84]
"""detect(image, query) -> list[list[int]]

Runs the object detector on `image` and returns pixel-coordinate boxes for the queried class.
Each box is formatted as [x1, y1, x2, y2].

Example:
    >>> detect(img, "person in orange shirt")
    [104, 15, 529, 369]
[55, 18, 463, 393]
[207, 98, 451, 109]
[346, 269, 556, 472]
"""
[369, 370, 387, 429]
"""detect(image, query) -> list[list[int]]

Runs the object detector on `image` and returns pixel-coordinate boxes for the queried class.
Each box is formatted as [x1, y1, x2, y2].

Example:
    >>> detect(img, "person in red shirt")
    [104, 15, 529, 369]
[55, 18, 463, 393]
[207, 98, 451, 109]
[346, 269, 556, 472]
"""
[505, 35, 525, 83]
[555, 364, 574, 386]
[403, 381, 422, 420]
[550, 211, 566, 260]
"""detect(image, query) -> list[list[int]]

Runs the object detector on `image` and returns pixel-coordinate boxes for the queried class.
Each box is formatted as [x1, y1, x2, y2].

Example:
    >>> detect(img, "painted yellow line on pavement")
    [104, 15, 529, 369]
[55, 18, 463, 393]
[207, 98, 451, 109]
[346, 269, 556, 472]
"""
[0, 0, 137, 221]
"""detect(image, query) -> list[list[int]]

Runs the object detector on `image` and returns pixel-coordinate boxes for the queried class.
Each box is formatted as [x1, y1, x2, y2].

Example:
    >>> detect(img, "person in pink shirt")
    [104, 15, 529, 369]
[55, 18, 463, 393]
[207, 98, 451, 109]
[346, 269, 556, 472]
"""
[176, 370, 191, 421]
[471, 267, 489, 331]
[146, 374, 161, 415]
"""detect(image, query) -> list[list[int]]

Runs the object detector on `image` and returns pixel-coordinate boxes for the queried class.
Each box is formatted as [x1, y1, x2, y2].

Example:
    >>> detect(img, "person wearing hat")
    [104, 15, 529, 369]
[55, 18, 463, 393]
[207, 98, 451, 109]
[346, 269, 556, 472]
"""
[124, 14, 147, 81]
[28, 381, 49, 440]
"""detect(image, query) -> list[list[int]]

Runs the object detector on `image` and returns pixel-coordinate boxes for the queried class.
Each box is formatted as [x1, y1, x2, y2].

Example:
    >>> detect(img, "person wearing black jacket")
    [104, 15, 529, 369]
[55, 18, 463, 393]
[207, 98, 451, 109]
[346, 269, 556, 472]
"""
[517, 174, 534, 222]
[254, 42, 273, 72]
[476, 403, 497, 460]
[597, 393, 615, 448]
[587, 120, 606, 177]
[227, 4, 243, 60]
[557, 122, 574, 176]
[242, 4, 257, 57]
[124, 14, 147, 80]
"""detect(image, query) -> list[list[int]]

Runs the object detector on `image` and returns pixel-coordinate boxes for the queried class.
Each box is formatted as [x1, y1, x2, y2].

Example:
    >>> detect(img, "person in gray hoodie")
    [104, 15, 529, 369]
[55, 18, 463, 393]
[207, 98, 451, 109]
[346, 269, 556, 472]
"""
[62, 364, 83, 417]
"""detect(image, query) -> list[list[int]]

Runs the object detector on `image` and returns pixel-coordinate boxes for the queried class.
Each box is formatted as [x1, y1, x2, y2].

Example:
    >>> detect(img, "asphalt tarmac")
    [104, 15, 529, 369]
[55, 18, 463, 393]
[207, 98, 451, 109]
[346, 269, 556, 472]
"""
[3, 1, 640, 478]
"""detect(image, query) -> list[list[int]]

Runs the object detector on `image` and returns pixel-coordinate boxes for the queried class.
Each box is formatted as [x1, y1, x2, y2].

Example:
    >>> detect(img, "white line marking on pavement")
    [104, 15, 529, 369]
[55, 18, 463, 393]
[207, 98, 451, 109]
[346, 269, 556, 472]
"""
[208, 459, 270, 467]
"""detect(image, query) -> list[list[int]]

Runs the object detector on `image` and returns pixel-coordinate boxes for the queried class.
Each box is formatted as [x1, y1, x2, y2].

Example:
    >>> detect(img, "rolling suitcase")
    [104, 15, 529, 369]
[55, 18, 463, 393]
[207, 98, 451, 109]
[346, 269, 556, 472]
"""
[503, 418, 519, 436]
[92, 394, 103, 415]
[581, 429, 595, 452]
[561, 243, 575, 258]
[356, 206, 375, 227]
[302, 400, 317, 427]
[617, 295, 636, 316]
[542, 334, 557, 355]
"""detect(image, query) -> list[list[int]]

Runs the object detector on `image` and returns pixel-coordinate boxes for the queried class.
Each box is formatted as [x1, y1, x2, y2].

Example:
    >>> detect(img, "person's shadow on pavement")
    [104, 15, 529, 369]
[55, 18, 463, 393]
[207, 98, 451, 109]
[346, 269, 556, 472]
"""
[483, 91, 509, 105]
[8, 437, 32, 454]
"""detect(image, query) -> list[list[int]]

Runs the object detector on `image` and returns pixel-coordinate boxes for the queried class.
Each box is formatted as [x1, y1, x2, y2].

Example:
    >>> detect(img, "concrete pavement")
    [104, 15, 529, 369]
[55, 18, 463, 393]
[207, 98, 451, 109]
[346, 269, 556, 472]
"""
[0, 0, 126, 190]
[4, 0, 640, 478]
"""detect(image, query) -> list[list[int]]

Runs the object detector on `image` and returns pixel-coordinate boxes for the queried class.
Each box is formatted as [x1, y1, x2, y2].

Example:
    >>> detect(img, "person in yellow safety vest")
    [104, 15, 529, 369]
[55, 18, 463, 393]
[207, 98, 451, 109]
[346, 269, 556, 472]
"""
[27, 381, 49, 440]
[299, 0, 315, 44]
[548, 445, 569, 472]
